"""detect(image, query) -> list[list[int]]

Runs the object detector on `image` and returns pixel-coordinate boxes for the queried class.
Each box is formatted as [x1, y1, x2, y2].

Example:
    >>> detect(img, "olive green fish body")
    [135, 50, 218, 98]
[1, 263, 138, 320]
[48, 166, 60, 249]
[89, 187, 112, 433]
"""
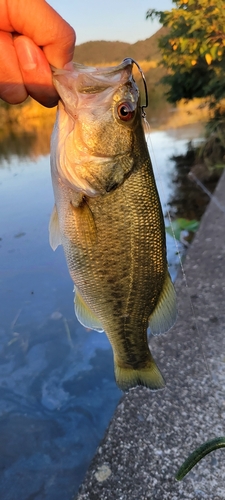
[50, 60, 176, 391]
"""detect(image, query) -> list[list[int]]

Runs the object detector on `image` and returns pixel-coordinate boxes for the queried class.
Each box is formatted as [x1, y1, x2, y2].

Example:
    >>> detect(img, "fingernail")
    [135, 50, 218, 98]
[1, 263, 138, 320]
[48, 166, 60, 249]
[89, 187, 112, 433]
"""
[63, 61, 74, 71]
[16, 39, 38, 72]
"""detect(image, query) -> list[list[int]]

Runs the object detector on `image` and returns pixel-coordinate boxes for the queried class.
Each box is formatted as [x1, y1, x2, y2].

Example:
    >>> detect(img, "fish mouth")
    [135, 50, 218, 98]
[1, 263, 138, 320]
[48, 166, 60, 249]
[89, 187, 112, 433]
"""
[51, 58, 133, 78]
[51, 59, 135, 102]
[51, 59, 148, 118]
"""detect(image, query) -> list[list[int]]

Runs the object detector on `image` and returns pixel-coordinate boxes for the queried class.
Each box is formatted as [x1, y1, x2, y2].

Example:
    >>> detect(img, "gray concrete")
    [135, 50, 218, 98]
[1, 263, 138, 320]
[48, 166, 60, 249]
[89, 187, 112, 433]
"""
[76, 170, 225, 500]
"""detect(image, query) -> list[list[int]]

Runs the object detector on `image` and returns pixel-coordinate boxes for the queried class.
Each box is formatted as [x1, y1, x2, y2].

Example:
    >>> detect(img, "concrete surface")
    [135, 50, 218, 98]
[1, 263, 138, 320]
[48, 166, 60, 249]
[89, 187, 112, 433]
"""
[76, 170, 225, 500]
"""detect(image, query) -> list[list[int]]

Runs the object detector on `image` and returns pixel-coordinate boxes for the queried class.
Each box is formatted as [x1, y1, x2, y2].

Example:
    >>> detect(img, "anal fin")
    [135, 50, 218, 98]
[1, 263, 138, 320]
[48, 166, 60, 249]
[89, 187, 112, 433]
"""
[148, 271, 177, 336]
[74, 287, 104, 333]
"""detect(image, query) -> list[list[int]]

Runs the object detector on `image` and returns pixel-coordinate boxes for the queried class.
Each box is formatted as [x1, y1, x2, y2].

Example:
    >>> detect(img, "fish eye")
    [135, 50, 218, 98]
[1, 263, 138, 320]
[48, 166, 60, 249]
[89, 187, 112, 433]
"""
[117, 102, 135, 121]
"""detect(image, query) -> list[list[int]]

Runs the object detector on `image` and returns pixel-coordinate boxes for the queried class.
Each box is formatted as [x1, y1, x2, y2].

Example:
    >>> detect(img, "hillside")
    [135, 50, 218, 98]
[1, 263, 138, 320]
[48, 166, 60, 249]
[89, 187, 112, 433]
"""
[74, 27, 168, 65]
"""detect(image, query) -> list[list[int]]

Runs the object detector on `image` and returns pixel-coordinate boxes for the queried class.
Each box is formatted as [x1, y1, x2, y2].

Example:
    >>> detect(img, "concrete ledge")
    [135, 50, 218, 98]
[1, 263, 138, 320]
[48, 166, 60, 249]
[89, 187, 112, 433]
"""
[77, 170, 225, 500]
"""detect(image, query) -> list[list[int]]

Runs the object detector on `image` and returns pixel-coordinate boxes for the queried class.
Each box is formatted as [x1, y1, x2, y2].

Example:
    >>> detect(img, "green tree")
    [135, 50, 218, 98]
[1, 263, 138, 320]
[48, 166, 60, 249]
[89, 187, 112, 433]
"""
[146, 0, 225, 106]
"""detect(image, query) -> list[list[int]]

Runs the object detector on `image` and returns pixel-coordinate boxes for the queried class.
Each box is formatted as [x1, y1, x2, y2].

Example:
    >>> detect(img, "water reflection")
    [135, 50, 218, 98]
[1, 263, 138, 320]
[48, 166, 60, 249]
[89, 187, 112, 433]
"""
[0, 151, 121, 499]
[0, 126, 36, 161]
[167, 139, 220, 221]
[0, 122, 53, 162]
[0, 99, 55, 161]
[0, 98, 206, 163]
[0, 120, 204, 499]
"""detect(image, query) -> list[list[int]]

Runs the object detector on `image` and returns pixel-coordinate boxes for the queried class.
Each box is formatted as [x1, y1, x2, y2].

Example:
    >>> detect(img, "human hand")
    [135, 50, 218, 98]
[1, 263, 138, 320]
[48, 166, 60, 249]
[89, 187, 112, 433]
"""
[0, 0, 75, 107]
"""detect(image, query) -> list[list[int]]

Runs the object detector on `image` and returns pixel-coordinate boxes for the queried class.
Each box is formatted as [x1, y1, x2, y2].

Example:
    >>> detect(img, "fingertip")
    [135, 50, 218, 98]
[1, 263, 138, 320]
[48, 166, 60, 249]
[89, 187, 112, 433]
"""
[0, 83, 28, 105]
[15, 36, 59, 107]
[63, 61, 74, 71]
[43, 24, 76, 69]
[0, 31, 28, 104]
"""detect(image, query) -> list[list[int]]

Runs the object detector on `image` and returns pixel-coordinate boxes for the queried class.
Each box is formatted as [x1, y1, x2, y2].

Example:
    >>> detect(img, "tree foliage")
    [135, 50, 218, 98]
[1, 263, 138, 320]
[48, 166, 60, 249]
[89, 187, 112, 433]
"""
[146, 0, 225, 105]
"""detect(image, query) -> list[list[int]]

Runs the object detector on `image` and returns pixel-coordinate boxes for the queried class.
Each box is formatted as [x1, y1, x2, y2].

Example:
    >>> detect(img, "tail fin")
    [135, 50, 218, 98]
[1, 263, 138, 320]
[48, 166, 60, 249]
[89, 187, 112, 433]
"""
[114, 357, 165, 392]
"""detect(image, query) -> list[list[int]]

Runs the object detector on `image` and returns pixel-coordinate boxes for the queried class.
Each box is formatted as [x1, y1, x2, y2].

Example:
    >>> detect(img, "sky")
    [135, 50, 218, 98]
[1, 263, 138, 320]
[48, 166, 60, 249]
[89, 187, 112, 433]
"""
[48, 0, 174, 45]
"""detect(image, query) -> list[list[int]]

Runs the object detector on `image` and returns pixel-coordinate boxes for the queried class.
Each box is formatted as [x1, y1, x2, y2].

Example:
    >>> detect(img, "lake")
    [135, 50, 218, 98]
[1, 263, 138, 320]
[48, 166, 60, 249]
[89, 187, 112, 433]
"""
[0, 123, 203, 499]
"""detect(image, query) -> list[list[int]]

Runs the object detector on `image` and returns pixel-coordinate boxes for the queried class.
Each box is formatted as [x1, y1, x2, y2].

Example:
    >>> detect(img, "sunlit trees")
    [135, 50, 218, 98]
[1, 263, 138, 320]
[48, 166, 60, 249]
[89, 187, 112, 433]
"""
[146, 0, 225, 107]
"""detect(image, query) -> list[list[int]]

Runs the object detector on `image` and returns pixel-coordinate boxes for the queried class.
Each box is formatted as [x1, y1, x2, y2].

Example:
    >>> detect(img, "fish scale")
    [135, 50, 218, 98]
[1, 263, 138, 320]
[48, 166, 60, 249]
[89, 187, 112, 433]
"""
[49, 59, 177, 391]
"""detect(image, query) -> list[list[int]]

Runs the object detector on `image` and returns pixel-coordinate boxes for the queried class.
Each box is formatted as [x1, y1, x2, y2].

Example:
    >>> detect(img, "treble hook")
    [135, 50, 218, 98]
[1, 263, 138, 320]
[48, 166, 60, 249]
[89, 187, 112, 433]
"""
[123, 58, 148, 118]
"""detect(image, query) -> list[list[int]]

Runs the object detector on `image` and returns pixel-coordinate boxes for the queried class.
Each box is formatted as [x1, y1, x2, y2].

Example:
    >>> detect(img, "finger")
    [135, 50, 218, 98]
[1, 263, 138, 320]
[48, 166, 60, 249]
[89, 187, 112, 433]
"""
[0, 31, 28, 104]
[2, 0, 75, 68]
[14, 36, 58, 107]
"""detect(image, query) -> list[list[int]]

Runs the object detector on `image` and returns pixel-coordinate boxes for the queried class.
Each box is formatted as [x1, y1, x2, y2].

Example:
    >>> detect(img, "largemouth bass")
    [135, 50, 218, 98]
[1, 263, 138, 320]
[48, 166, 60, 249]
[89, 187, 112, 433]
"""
[49, 59, 176, 391]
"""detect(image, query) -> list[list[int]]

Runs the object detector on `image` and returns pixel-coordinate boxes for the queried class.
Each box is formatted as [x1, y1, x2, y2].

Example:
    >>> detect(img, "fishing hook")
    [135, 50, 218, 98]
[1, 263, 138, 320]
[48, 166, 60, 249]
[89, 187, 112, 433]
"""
[123, 58, 148, 118]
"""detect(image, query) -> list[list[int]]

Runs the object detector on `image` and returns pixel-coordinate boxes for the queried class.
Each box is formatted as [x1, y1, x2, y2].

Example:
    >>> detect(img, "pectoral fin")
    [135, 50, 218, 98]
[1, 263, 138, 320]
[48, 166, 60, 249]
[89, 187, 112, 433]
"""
[74, 288, 104, 333]
[49, 204, 62, 250]
[148, 271, 177, 335]
[69, 198, 97, 248]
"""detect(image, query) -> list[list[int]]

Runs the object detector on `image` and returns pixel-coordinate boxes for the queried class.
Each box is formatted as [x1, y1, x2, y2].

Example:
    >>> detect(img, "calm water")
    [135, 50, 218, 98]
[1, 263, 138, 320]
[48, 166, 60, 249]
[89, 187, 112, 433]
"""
[0, 123, 203, 499]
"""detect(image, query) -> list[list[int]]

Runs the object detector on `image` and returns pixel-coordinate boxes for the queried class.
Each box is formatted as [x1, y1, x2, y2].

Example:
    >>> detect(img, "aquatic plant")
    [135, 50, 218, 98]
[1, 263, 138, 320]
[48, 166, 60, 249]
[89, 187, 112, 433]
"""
[165, 218, 199, 244]
[176, 437, 225, 480]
